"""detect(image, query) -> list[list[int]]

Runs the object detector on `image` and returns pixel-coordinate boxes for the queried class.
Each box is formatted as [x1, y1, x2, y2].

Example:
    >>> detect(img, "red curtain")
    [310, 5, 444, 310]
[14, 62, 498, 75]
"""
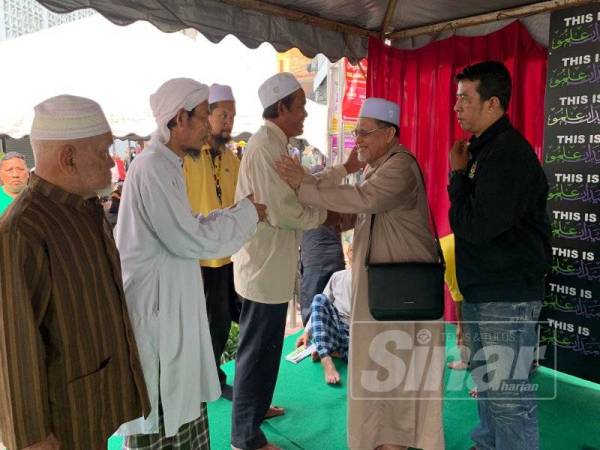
[366, 21, 547, 320]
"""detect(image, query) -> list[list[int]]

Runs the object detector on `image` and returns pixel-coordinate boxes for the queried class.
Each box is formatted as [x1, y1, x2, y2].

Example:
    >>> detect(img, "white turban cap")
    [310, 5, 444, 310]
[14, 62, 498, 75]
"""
[149, 78, 209, 143]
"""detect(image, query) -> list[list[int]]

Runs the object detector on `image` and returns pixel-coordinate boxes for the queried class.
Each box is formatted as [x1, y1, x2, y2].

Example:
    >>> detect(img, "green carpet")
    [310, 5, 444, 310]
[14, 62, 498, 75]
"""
[109, 325, 600, 450]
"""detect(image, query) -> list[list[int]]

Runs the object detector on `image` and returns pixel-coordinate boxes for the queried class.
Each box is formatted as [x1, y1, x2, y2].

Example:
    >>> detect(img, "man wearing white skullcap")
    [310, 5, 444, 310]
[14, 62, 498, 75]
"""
[275, 97, 445, 450]
[115, 78, 266, 449]
[230, 72, 327, 450]
[183, 83, 241, 401]
[0, 94, 150, 450]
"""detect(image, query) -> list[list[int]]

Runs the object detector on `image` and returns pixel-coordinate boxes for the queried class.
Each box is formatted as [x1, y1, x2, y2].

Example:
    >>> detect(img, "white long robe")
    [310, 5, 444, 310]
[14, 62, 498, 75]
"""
[114, 139, 258, 438]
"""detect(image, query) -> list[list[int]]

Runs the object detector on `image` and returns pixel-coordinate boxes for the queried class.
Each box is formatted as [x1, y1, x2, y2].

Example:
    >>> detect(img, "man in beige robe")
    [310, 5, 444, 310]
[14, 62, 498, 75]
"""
[276, 97, 445, 450]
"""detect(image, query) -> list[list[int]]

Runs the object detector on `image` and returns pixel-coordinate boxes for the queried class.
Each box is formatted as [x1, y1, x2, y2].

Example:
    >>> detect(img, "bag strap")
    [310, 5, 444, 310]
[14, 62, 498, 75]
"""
[364, 150, 446, 268]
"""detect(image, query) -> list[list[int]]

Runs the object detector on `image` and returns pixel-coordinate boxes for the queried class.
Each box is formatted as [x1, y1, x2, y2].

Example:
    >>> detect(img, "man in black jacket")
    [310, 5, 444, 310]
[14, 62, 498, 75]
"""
[449, 61, 551, 450]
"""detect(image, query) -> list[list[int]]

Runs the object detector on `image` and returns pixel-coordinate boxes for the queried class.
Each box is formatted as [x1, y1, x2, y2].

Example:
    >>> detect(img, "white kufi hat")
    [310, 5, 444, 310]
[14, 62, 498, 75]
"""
[258, 73, 302, 109]
[359, 97, 400, 127]
[30, 95, 111, 140]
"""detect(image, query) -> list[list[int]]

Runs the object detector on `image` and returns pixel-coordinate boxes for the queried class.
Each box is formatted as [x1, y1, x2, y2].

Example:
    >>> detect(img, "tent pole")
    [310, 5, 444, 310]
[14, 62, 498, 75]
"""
[387, 0, 598, 41]
[380, 0, 398, 41]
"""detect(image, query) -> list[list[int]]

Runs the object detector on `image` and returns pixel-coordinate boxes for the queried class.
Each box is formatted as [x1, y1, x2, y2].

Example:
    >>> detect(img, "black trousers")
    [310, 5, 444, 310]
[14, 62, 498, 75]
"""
[201, 263, 237, 386]
[231, 299, 288, 449]
[300, 264, 344, 326]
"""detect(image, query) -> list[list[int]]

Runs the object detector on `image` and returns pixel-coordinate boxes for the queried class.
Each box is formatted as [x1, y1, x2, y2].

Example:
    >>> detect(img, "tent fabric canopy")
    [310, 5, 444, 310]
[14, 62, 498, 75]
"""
[35, 0, 558, 61]
[0, 15, 328, 151]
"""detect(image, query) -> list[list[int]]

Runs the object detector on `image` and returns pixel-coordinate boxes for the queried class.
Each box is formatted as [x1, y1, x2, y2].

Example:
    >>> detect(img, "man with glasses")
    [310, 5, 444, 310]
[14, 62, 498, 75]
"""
[183, 83, 241, 400]
[0, 152, 29, 215]
[275, 97, 445, 450]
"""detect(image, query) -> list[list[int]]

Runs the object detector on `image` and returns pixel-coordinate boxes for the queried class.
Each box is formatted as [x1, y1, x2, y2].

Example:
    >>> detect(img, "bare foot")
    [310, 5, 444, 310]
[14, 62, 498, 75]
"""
[321, 356, 340, 384]
[447, 360, 468, 370]
[264, 405, 285, 420]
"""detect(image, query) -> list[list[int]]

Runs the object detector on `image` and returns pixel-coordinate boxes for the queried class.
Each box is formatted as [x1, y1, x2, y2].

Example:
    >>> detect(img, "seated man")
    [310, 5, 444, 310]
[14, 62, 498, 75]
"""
[297, 245, 352, 385]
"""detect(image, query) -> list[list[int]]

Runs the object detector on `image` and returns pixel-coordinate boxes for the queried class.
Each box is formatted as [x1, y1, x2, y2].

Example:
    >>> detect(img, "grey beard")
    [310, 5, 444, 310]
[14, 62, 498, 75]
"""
[96, 184, 115, 198]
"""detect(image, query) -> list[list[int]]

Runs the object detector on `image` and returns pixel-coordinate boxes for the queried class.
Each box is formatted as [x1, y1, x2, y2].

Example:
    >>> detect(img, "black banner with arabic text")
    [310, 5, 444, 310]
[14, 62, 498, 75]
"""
[541, 3, 600, 383]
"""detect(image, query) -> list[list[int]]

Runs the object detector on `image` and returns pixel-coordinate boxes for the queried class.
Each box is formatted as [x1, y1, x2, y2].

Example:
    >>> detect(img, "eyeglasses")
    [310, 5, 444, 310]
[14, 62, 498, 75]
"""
[351, 127, 386, 138]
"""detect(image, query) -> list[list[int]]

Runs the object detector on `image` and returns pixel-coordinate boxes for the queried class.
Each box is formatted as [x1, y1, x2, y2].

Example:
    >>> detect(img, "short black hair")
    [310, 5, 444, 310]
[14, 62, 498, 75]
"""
[262, 90, 297, 120]
[455, 61, 512, 111]
[167, 107, 195, 130]
[373, 119, 399, 137]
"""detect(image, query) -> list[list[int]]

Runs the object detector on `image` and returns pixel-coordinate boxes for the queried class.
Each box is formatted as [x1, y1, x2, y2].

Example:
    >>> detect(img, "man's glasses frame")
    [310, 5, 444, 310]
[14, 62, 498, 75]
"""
[351, 126, 386, 138]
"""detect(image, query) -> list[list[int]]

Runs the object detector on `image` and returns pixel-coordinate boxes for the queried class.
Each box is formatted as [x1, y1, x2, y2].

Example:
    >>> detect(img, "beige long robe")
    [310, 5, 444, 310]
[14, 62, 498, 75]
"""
[299, 143, 445, 450]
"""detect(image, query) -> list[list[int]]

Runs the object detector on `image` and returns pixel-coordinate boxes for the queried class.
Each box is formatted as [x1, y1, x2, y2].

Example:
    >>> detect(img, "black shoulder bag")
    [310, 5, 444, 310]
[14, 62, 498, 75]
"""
[365, 152, 445, 321]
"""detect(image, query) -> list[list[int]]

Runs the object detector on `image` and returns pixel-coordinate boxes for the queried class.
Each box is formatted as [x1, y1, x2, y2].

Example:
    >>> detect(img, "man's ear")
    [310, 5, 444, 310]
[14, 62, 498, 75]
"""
[488, 96, 502, 112]
[57, 144, 77, 174]
[385, 126, 397, 144]
[174, 108, 190, 129]
[276, 100, 286, 117]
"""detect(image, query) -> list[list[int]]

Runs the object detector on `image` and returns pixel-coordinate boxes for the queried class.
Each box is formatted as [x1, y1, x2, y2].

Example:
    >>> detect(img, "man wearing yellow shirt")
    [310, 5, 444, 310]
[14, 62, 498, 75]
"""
[183, 83, 240, 399]
[440, 233, 468, 370]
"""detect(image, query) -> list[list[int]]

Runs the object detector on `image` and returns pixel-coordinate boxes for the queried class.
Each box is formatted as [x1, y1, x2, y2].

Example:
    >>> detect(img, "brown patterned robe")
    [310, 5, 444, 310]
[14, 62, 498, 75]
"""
[0, 174, 150, 450]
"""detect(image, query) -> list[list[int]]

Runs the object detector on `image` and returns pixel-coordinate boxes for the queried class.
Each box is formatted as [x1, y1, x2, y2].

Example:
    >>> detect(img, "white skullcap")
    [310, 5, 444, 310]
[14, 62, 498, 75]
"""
[359, 97, 400, 127]
[258, 72, 302, 109]
[209, 84, 235, 104]
[149, 78, 209, 143]
[30, 95, 111, 140]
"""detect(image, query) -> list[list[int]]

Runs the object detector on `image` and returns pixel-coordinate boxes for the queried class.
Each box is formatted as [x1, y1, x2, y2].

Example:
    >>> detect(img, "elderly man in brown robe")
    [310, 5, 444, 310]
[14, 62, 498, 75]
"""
[0, 95, 150, 450]
[275, 97, 445, 450]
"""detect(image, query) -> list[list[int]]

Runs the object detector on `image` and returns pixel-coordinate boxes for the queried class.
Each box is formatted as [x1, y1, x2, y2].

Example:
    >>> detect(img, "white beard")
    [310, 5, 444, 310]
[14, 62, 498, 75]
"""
[357, 151, 368, 162]
[96, 183, 115, 198]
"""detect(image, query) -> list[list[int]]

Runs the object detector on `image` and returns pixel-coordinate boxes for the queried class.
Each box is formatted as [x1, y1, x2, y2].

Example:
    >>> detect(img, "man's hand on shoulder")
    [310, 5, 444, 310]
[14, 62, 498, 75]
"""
[273, 155, 305, 190]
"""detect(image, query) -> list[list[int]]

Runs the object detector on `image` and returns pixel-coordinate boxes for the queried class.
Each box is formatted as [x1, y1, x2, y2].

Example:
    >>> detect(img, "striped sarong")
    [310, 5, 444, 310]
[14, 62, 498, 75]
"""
[123, 403, 210, 450]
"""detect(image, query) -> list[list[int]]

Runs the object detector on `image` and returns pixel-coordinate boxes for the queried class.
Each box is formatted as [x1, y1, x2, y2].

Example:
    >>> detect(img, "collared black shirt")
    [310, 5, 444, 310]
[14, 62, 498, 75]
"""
[448, 115, 551, 302]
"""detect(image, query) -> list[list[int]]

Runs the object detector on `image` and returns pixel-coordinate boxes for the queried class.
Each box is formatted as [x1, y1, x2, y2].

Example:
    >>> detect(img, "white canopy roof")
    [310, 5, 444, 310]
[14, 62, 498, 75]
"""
[0, 14, 328, 151]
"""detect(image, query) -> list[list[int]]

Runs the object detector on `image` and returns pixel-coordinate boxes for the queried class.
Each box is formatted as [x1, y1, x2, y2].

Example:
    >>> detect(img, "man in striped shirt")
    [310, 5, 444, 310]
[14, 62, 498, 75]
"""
[0, 95, 150, 450]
